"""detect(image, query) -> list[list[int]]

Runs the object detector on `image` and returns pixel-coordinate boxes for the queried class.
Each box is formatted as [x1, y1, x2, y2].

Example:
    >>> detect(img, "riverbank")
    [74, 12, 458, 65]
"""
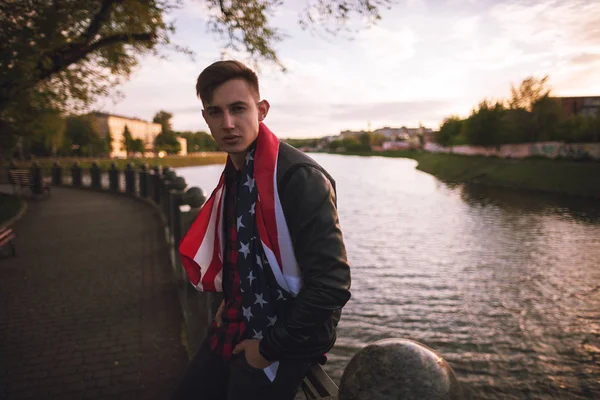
[3, 153, 227, 174]
[336, 150, 600, 198]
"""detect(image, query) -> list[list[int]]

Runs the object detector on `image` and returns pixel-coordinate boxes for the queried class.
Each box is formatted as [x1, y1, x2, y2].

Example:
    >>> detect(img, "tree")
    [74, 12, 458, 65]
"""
[463, 101, 506, 147]
[153, 110, 174, 134]
[0, 1, 390, 161]
[531, 95, 565, 142]
[508, 75, 551, 112]
[358, 132, 373, 150]
[435, 117, 464, 147]
[180, 131, 219, 152]
[63, 114, 106, 157]
[155, 131, 181, 154]
[131, 138, 145, 154]
[122, 125, 134, 156]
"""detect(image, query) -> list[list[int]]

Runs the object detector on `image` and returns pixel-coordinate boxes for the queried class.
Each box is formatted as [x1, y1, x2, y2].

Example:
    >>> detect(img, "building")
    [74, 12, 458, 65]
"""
[90, 112, 162, 158]
[556, 96, 600, 118]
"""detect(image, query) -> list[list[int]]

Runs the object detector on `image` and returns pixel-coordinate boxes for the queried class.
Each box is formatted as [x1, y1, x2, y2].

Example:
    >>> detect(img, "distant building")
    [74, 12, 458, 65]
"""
[556, 96, 600, 118]
[90, 112, 161, 158]
[373, 127, 405, 138]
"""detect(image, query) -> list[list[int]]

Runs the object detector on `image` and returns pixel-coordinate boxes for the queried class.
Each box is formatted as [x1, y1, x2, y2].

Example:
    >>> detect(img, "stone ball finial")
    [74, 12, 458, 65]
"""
[182, 186, 206, 208]
[140, 163, 148, 171]
[165, 170, 177, 181]
[338, 339, 463, 400]
[126, 162, 134, 169]
[171, 176, 187, 191]
[53, 161, 61, 167]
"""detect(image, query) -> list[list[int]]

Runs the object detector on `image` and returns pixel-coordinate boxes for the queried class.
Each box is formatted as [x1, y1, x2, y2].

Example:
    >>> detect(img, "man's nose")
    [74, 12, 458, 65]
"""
[222, 111, 234, 129]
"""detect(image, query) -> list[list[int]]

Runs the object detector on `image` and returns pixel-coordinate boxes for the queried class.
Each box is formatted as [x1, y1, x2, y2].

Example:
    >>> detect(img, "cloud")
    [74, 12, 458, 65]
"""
[570, 53, 600, 65]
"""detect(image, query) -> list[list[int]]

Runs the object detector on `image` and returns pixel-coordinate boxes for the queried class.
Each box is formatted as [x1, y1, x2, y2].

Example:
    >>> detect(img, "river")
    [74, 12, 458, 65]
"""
[177, 153, 600, 399]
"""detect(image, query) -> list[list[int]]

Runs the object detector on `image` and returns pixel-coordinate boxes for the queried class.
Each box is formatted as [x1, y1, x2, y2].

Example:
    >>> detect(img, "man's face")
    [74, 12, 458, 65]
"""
[202, 78, 269, 160]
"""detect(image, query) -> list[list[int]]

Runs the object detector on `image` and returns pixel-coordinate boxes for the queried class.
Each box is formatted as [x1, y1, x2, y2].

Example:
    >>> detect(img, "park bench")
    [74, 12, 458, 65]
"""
[8, 169, 51, 198]
[0, 227, 16, 258]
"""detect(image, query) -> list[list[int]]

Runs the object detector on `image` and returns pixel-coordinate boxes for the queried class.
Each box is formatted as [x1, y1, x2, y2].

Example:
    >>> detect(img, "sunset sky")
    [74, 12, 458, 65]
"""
[94, 0, 600, 138]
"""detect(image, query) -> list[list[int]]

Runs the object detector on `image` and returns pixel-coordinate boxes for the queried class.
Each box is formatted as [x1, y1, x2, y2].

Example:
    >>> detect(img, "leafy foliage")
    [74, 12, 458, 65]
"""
[434, 76, 600, 146]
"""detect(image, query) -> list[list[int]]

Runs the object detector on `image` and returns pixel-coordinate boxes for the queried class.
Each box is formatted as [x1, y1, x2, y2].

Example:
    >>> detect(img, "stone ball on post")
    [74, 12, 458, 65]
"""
[182, 187, 206, 208]
[338, 338, 463, 400]
[170, 176, 187, 191]
[165, 170, 177, 181]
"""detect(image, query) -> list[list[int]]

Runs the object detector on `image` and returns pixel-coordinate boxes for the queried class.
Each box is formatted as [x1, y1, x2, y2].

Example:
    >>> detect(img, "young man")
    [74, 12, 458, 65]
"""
[173, 60, 351, 400]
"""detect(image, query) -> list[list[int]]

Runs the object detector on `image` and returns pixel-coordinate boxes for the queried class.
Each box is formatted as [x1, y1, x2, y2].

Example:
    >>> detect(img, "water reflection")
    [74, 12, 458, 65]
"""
[177, 154, 600, 399]
[458, 183, 600, 225]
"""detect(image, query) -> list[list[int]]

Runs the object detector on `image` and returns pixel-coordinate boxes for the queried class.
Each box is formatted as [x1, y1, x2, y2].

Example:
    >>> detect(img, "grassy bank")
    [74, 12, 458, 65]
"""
[0, 193, 25, 227]
[2, 153, 227, 175]
[336, 150, 600, 198]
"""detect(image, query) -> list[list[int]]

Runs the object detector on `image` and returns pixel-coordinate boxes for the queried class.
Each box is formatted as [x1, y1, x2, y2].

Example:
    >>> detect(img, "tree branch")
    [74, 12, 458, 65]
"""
[84, 0, 121, 44]
[39, 32, 155, 81]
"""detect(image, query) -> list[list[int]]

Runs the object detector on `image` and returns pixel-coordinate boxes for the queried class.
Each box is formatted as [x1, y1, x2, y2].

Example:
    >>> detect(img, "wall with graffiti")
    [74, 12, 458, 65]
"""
[424, 142, 600, 160]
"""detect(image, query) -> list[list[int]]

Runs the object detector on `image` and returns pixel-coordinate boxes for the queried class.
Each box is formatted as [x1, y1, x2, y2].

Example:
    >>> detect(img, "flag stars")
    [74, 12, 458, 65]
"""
[247, 271, 256, 285]
[256, 255, 263, 269]
[253, 329, 263, 340]
[277, 290, 286, 301]
[239, 241, 250, 258]
[243, 306, 253, 321]
[244, 175, 255, 192]
[267, 315, 277, 327]
[254, 293, 268, 308]
[237, 215, 245, 231]
[245, 151, 254, 166]
[249, 202, 256, 216]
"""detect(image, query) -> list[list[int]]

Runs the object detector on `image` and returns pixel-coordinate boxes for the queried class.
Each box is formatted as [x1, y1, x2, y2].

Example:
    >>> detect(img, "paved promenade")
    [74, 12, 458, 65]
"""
[0, 187, 189, 399]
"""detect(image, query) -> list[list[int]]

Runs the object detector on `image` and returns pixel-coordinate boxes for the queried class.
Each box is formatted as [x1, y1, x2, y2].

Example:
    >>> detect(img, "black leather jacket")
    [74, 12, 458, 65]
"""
[258, 143, 351, 362]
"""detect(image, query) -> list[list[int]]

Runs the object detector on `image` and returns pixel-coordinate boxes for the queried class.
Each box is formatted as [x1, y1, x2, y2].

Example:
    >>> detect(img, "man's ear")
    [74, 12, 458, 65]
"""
[258, 100, 270, 121]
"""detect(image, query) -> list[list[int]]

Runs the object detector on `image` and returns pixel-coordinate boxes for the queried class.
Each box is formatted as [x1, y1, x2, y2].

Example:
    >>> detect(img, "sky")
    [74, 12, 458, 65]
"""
[93, 0, 600, 139]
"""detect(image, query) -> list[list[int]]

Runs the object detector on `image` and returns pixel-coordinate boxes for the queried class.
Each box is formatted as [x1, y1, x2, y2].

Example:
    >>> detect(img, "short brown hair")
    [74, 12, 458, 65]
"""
[196, 60, 260, 103]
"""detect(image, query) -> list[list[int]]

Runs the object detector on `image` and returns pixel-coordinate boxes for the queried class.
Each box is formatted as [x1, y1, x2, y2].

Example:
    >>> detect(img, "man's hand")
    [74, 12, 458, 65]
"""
[215, 299, 225, 327]
[233, 339, 273, 369]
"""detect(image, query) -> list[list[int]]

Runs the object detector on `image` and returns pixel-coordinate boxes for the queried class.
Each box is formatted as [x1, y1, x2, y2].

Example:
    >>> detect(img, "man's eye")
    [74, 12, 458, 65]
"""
[207, 109, 222, 117]
[231, 106, 246, 113]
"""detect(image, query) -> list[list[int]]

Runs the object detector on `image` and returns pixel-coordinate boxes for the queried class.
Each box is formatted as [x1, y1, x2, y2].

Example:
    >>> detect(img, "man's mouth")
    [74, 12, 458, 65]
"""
[222, 135, 240, 143]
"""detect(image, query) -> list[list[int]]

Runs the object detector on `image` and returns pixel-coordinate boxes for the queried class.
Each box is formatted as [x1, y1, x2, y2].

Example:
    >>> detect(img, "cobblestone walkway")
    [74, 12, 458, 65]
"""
[0, 187, 188, 399]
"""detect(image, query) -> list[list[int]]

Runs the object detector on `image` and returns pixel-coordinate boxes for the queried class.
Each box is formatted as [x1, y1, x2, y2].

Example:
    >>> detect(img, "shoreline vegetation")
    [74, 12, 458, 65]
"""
[3, 149, 599, 199]
[334, 149, 600, 199]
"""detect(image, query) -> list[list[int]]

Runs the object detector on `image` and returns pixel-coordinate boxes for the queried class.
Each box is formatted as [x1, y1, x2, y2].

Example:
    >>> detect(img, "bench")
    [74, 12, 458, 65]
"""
[8, 169, 51, 198]
[0, 227, 16, 258]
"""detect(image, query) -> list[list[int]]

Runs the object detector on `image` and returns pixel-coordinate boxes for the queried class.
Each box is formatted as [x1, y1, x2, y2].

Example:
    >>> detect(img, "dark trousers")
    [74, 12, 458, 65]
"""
[170, 338, 310, 400]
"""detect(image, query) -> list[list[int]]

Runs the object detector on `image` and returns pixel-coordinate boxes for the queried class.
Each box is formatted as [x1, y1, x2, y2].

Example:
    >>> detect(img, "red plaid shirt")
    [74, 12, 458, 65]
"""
[207, 161, 246, 359]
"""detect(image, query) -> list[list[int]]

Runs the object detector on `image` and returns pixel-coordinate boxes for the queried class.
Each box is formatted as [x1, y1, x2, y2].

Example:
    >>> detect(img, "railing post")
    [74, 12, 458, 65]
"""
[162, 169, 177, 225]
[178, 185, 211, 353]
[125, 163, 136, 195]
[31, 162, 43, 195]
[152, 165, 161, 204]
[71, 162, 82, 187]
[109, 162, 119, 192]
[52, 161, 62, 185]
[90, 161, 101, 190]
[139, 164, 149, 198]
[166, 176, 188, 267]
